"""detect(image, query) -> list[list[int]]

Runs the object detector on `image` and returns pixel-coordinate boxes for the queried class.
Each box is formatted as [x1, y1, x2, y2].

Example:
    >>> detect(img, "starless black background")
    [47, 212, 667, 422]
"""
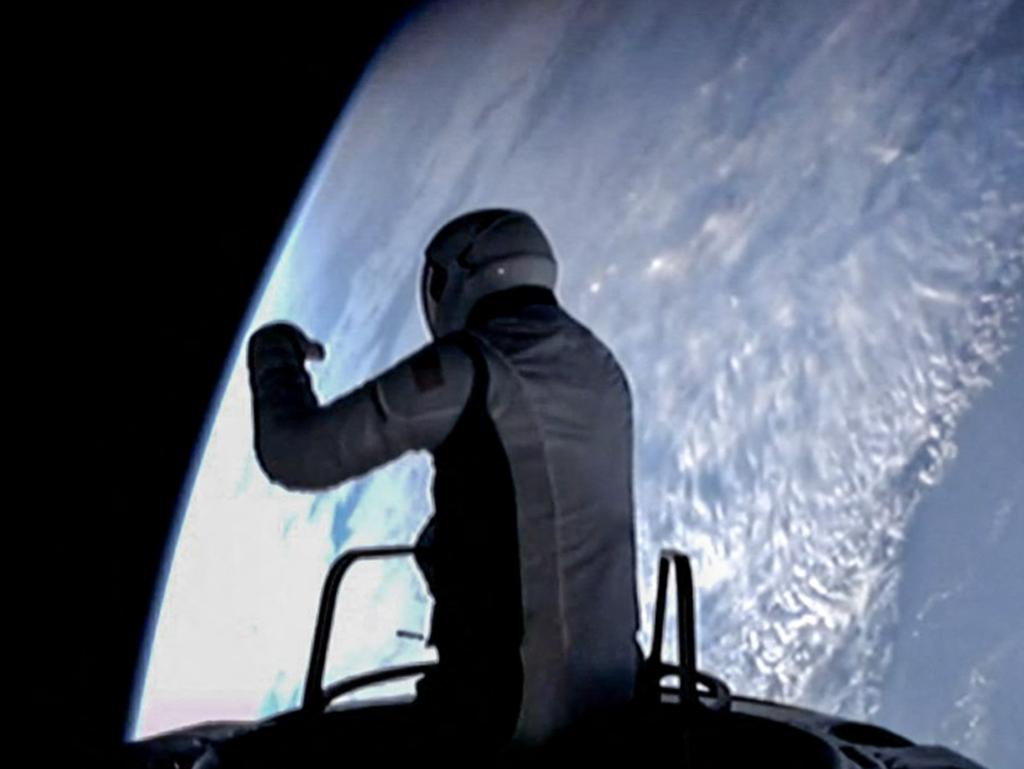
[30, 6, 424, 757]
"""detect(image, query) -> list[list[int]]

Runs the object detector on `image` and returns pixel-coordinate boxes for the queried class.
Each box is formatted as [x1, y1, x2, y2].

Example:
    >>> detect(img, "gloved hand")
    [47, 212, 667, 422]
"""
[247, 321, 326, 367]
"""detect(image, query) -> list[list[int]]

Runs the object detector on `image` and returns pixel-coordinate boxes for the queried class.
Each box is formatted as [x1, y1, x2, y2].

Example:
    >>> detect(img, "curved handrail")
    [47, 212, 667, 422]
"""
[645, 550, 733, 715]
[302, 546, 424, 713]
[302, 544, 733, 724]
[322, 663, 437, 705]
[648, 550, 698, 705]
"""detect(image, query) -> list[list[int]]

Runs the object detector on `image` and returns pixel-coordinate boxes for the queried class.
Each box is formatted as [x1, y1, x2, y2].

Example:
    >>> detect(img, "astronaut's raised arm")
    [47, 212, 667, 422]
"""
[247, 333, 474, 492]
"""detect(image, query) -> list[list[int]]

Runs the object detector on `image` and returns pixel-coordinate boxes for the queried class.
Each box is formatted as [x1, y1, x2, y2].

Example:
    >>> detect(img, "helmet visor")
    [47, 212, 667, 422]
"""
[420, 261, 447, 337]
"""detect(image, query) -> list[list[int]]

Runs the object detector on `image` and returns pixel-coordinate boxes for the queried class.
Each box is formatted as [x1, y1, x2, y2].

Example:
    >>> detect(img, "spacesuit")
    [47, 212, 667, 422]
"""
[247, 209, 642, 748]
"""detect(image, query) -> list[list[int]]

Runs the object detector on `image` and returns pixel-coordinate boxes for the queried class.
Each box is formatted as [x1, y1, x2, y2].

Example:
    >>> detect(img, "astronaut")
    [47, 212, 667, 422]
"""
[246, 209, 642, 749]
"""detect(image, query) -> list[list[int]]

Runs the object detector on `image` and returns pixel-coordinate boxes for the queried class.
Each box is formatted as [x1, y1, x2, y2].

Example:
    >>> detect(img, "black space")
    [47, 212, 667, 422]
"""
[31, 8, 423, 758]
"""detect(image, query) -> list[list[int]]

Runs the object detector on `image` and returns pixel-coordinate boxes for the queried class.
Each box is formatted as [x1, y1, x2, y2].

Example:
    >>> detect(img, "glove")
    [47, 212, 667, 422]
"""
[247, 322, 326, 368]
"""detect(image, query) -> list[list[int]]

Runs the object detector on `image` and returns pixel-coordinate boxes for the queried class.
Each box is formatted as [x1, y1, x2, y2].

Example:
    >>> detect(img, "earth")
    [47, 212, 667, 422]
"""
[132, 2, 1023, 767]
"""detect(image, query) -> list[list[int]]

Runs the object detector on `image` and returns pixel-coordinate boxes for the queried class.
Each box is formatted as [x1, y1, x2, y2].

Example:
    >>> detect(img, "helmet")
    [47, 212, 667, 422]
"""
[421, 209, 558, 337]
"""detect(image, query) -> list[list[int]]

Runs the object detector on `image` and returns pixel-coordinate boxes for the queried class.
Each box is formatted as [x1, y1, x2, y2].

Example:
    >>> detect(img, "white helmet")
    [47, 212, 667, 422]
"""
[421, 209, 558, 338]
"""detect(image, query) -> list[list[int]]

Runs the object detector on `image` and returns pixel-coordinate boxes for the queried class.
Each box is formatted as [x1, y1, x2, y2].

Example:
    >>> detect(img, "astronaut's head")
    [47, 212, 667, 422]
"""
[421, 209, 558, 338]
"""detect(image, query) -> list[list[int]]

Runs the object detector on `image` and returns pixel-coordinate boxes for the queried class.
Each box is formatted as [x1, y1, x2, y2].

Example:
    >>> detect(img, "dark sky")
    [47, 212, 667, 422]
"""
[34, 8, 423, 758]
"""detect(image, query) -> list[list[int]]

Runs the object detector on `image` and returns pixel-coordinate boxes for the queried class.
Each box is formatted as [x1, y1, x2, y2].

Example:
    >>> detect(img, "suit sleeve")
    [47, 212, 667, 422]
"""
[247, 332, 474, 492]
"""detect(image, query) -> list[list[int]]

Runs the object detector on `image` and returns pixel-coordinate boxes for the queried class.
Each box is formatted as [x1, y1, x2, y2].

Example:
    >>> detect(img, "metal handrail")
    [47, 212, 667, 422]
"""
[302, 546, 429, 713]
[302, 544, 732, 724]
[649, 550, 698, 706]
[322, 663, 436, 705]
[646, 550, 732, 715]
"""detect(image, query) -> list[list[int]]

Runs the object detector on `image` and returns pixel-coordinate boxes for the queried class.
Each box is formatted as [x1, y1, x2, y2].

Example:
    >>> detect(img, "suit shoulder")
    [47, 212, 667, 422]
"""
[374, 336, 475, 420]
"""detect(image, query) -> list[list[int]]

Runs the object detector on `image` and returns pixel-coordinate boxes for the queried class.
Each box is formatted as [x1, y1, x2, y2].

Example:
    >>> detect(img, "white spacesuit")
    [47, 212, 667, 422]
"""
[247, 209, 642, 748]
